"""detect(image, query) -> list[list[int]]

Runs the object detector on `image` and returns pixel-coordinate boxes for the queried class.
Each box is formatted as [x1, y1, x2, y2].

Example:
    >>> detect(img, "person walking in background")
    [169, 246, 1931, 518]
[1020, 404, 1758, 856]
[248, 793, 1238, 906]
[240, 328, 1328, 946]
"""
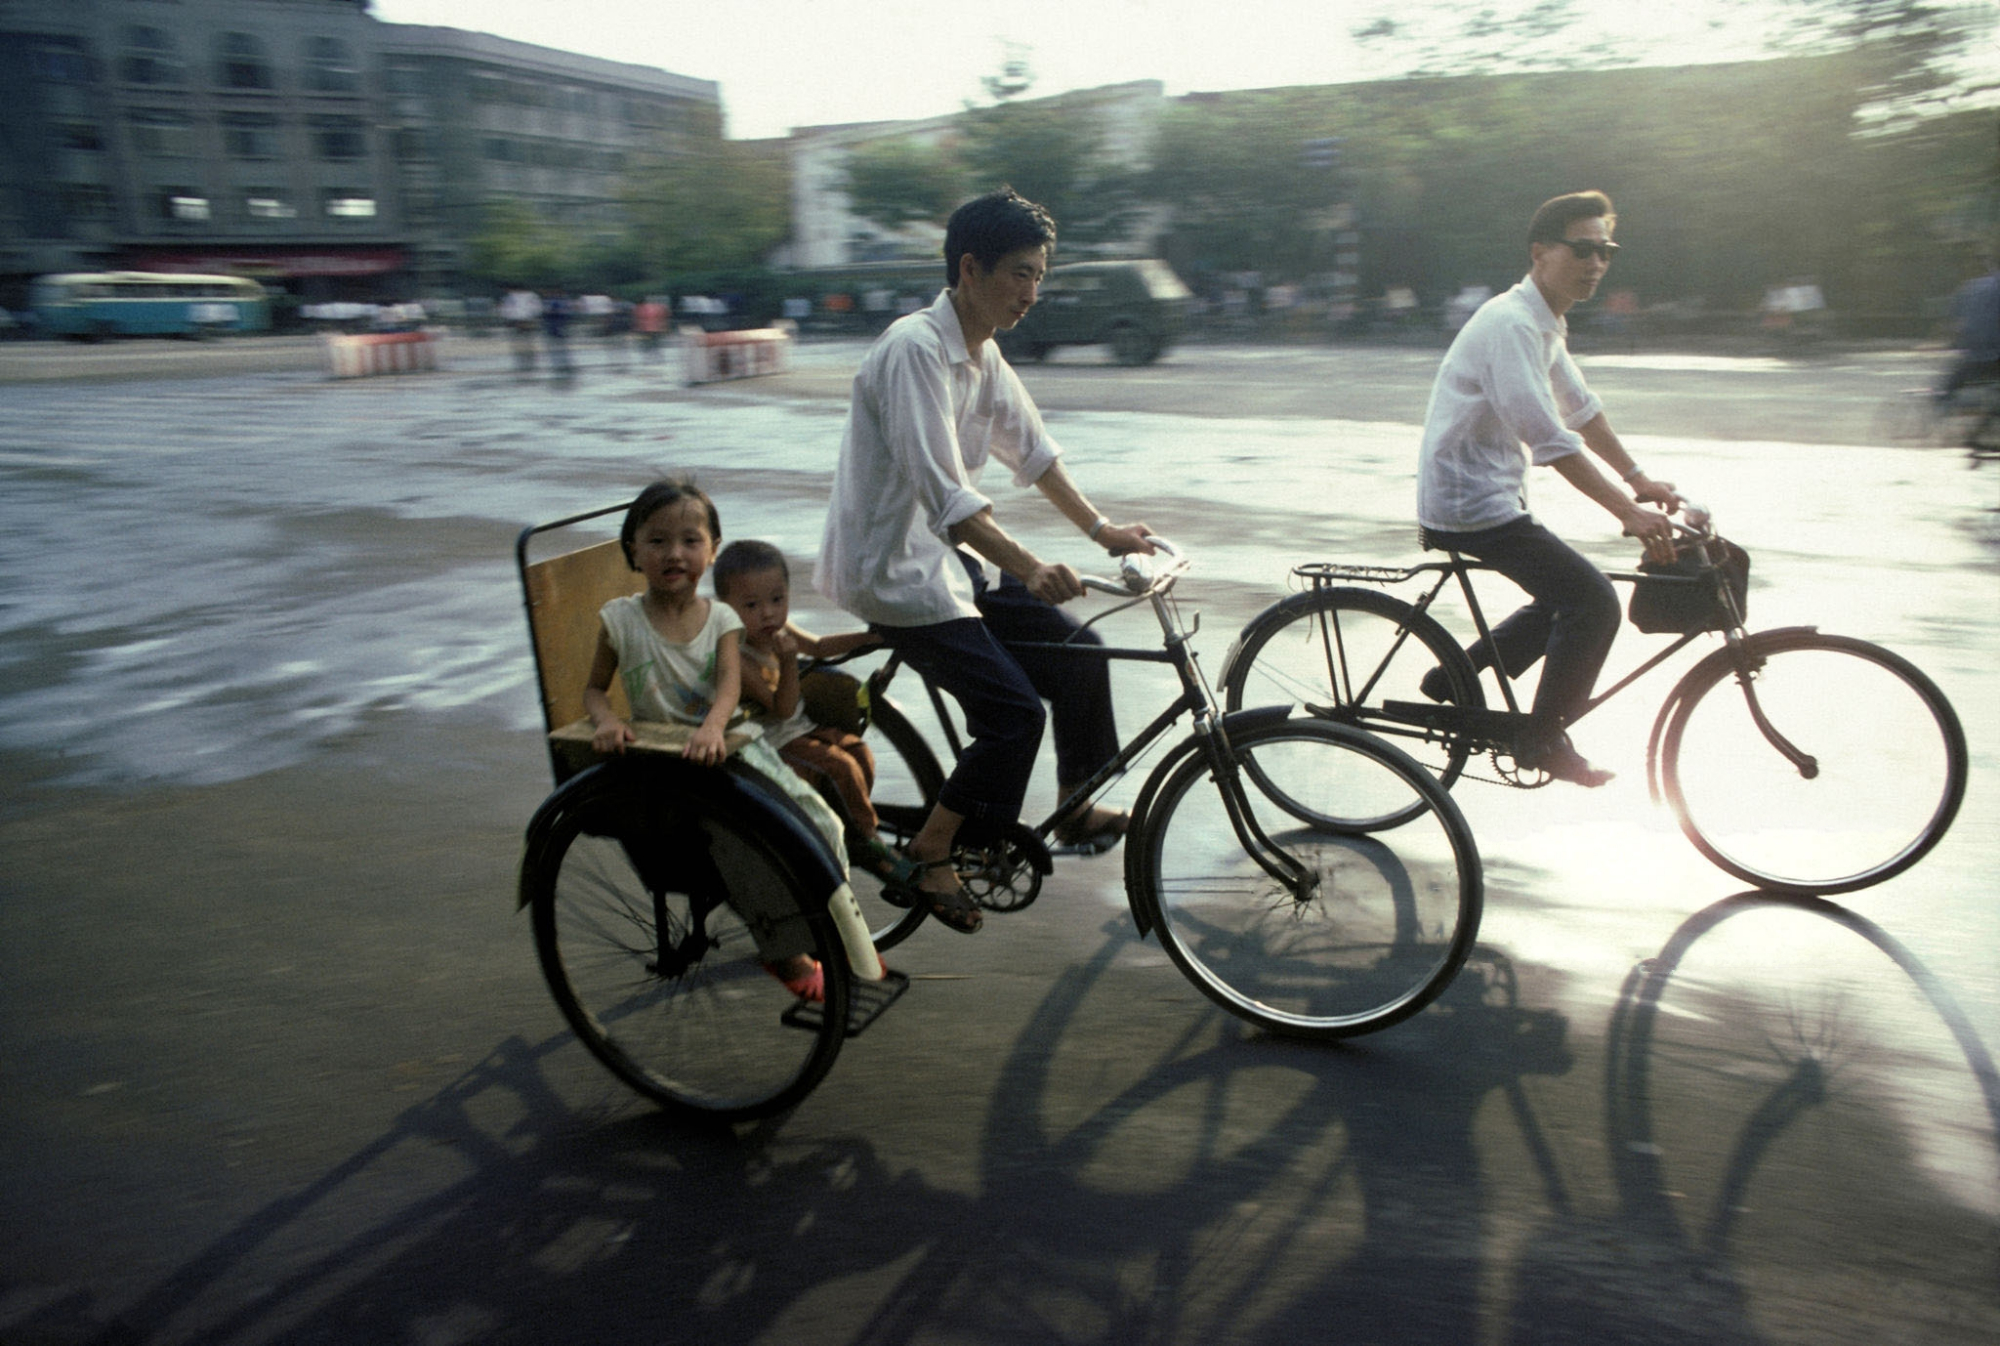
[499, 287, 541, 374]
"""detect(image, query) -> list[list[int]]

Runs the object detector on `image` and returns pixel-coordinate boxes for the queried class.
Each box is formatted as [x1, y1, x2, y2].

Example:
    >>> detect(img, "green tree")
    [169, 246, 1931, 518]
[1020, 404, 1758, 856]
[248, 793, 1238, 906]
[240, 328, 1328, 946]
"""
[842, 138, 962, 232]
[958, 94, 1142, 248]
[464, 199, 568, 288]
[621, 108, 791, 277]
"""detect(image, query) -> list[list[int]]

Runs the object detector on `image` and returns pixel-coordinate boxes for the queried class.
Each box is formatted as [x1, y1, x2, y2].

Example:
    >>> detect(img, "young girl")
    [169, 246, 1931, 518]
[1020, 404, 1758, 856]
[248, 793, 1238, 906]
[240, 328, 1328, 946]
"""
[583, 478, 886, 1001]
[711, 540, 906, 878]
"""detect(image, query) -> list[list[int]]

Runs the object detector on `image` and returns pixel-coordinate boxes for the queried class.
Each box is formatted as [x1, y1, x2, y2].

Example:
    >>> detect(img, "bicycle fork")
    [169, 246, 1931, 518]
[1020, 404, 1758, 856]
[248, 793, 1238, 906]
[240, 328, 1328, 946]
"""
[1731, 650, 1820, 780]
[1201, 726, 1319, 904]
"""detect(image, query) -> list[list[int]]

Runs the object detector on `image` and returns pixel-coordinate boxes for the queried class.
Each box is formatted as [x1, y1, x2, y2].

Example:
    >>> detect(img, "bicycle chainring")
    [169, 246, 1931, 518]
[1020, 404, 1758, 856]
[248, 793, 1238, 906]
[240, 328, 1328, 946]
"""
[956, 837, 1044, 912]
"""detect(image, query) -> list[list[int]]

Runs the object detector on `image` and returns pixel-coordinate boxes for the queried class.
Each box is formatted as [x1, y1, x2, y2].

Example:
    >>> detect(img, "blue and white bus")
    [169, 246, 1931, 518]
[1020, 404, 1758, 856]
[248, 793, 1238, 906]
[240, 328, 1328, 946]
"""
[29, 271, 271, 339]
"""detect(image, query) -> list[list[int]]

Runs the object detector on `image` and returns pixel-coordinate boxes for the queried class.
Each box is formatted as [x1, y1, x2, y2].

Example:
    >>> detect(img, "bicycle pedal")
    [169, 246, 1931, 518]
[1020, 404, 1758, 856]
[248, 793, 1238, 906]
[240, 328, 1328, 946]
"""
[781, 969, 910, 1038]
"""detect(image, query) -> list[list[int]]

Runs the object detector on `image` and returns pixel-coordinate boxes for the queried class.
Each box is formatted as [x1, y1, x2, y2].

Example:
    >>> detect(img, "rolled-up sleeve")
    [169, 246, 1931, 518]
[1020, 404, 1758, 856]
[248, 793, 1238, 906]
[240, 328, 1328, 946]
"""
[1488, 323, 1592, 466]
[986, 356, 1063, 487]
[874, 336, 992, 539]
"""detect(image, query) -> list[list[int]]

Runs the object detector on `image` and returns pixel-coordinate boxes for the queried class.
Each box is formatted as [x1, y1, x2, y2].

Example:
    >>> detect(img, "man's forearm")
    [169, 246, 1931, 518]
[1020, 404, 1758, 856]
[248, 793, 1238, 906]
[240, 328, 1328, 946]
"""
[948, 508, 1042, 583]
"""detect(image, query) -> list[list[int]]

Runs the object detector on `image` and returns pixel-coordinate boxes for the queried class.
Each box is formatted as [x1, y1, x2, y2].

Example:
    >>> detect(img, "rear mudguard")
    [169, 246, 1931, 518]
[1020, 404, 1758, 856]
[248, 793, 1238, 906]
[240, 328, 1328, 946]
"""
[518, 755, 844, 909]
[1123, 705, 1294, 938]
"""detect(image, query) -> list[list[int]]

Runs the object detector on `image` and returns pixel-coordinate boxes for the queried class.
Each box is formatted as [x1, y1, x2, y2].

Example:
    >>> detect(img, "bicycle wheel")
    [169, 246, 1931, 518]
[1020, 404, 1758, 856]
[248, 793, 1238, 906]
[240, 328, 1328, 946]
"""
[1222, 586, 1483, 827]
[523, 774, 850, 1120]
[1134, 719, 1482, 1039]
[1661, 631, 1967, 895]
[836, 695, 942, 951]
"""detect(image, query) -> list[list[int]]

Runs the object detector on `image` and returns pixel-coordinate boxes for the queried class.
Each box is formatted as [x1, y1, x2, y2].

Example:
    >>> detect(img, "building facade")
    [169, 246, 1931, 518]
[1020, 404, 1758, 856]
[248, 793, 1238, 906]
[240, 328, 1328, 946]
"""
[778, 80, 1166, 271]
[0, 0, 717, 307]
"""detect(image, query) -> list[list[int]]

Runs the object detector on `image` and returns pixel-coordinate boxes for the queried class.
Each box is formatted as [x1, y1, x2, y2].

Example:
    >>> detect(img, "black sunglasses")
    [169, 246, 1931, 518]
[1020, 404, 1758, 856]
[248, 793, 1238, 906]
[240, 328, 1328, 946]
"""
[1552, 238, 1620, 262]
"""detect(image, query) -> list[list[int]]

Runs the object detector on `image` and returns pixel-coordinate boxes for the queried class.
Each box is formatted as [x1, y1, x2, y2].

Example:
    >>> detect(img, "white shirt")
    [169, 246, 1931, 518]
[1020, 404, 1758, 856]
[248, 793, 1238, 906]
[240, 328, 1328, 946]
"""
[817, 289, 1063, 626]
[1417, 277, 1603, 532]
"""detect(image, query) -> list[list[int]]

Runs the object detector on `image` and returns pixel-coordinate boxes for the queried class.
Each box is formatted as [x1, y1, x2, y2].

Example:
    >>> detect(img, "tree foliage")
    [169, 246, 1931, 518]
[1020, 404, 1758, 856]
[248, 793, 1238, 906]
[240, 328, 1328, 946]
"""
[842, 138, 962, 231]
[958, 94, 1143, 249]
[621, 108, 791, 278]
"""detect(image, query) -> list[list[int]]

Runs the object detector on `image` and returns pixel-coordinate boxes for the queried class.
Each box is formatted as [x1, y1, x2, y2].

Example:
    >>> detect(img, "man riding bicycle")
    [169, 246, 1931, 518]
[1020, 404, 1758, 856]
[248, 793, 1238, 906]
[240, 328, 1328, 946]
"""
[1415, 190, 1681, 787]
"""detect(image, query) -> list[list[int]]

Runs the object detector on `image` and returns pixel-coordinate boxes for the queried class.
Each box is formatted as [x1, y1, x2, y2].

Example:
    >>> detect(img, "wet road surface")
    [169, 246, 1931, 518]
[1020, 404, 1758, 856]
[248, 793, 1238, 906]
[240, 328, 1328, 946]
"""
[1, 334, 1995, 1344]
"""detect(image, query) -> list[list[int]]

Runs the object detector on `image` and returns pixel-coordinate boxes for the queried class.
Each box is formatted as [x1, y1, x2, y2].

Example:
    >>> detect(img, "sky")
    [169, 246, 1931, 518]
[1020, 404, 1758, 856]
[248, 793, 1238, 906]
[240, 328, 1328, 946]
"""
[367, 0, 1812, 140]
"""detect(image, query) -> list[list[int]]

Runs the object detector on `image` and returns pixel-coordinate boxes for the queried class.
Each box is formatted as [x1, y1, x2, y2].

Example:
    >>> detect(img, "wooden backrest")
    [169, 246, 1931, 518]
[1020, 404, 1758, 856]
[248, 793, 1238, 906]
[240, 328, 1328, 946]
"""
[522, 536, 645, 732]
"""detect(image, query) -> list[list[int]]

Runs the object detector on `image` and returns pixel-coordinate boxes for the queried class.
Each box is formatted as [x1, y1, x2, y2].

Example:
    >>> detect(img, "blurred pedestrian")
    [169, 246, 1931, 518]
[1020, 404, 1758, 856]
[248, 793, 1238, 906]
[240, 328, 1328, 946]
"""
[542, 291, 575, 383]
[1937, 255, 2000, 406]
[499, 287, 541, 373]
[633, 295, 668, 361]
[1414, 190, 1683, 787]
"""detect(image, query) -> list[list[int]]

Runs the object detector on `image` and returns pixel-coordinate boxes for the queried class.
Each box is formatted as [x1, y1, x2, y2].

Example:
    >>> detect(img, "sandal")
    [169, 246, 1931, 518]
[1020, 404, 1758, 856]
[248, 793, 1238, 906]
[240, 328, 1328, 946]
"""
[1053, 806, 1131, 856]
[855, 837, 925, 888]
[763, 957, 826, 1003]
[921, 882, 984, 935]
[868, 849, 961, 912]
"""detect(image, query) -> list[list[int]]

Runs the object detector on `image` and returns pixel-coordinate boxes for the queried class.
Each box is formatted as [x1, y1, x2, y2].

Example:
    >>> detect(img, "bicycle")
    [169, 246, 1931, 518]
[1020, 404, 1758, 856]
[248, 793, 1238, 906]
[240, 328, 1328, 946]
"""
[510, 506, 1480, 1120]
[826, 537, 1485, 1042]
[1218, 512, 1967, 897]
[514, 503, 909, 1122]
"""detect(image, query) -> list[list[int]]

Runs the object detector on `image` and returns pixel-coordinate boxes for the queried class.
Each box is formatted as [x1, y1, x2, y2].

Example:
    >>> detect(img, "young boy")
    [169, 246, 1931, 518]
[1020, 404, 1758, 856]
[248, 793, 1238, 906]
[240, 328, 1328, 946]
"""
[712, 540, 897, 873]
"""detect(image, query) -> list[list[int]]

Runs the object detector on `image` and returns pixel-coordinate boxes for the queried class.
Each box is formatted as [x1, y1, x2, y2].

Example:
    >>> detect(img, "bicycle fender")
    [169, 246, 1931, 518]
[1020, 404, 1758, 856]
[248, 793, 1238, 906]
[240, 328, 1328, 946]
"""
[1219, 587, 1373, 687]
[518, 757, 844, 909]
[1643, 625, 1821, 803]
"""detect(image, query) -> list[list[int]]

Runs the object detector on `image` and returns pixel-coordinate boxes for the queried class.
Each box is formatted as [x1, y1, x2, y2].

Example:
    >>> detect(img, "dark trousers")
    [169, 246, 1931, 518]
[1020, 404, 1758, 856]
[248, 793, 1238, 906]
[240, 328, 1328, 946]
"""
[876, 553, 1119, 829]
[1425, 516, 1618, 738]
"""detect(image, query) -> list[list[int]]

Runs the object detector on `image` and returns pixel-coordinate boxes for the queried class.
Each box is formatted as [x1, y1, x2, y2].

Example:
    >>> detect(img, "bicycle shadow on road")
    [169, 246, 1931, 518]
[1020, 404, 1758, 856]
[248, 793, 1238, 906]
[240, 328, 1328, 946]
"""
[1503, 891, 2000, 1346]
[52, 895, 1997, 1346]
[58, 922, 1578, 1346]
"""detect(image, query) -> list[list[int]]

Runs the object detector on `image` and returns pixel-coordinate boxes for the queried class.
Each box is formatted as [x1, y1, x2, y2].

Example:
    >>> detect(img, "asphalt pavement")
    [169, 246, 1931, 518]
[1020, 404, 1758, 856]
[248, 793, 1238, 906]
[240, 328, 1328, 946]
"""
[1, 332, 1995, 1345]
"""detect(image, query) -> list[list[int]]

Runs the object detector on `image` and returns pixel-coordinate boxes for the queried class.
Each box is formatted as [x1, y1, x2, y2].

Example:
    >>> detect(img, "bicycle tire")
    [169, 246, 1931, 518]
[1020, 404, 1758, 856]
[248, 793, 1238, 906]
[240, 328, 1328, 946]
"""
[1661, 631, 1966, 895]
[1132, 718, 1482, 1039]
[823, 695, 939, 951]
[523, 770, 851, 1120]
[1222, 586, 1483, 828]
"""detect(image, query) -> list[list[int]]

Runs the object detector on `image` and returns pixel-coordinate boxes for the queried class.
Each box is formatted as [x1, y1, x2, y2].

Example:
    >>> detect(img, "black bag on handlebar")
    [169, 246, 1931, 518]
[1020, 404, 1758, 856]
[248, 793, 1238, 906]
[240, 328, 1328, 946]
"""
[1627, 538, 1750, 634]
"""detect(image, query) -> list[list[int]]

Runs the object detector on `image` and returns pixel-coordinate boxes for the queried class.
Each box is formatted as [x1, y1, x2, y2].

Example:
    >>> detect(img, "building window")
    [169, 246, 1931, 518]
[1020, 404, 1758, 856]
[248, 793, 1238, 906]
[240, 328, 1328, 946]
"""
[392, 127, 433, 161]
[322, 190, 377, 220]
[120, 26, 185, 85]
[302, 37, 359, 94]
[158, 188, 211, 221]
[59, 184, 117, 219]
[129, 110, 197, 158]
[33, 39, 97, 84]
[58, 123, 106, 152]
[215, 32, 274, 90]
[220, 113, 281, 160]
[241, 189, 297, 220]
[312, 116, 366, 160]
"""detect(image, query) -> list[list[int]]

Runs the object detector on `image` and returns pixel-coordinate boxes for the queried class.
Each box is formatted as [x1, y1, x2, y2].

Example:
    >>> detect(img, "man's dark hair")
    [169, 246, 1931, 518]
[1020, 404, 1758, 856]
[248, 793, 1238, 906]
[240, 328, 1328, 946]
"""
[712, 539, 789, 602]
[618, 476, 720, 568]
[1528, 191, 1616, 247]
[944, 188, 1056, 287]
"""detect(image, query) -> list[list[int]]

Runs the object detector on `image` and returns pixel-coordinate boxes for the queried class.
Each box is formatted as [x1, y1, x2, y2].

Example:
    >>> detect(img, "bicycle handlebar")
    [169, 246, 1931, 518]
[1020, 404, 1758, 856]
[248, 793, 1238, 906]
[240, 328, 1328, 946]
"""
[1082, 536, 1185, 597]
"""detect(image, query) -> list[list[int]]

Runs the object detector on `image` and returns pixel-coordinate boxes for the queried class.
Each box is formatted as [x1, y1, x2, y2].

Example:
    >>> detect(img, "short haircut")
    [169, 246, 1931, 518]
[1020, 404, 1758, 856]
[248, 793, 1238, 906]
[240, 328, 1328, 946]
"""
[618, 476, 720, 568]
[712, 539, 789, 602]
[1528, 191, 1616, 247]
[944, 187, 1057, 288]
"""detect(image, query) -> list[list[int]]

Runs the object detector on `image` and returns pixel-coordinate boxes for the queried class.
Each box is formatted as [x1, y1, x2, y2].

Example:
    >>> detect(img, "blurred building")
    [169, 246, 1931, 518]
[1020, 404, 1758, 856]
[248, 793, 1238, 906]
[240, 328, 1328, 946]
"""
[778, 80, 1165, 270]
[0, 0, 717, 307]
[376, 25, 717, 295]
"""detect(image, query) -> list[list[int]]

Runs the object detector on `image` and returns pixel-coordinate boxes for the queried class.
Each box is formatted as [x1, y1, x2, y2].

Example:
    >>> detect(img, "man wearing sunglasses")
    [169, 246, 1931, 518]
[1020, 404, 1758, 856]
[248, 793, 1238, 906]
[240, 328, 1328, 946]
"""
[1416, 190, 1682, 787]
